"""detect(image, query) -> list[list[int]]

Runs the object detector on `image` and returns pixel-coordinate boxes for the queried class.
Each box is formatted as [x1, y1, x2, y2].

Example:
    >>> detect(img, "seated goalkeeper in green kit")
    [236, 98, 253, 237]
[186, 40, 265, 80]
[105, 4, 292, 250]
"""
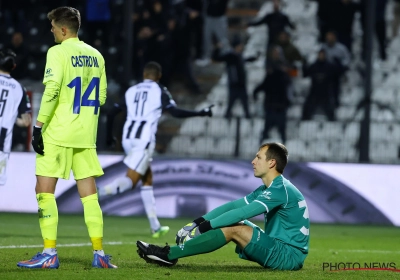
[137, 142, 309, 270]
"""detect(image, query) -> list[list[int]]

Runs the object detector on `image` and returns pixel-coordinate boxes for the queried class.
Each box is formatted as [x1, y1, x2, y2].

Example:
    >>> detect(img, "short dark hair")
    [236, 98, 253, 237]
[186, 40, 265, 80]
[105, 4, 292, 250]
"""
[259, 142, 288, 173]
[0, 49, 16, 73]
[143, 61, 162, 78]
[47, 6, 81, 33]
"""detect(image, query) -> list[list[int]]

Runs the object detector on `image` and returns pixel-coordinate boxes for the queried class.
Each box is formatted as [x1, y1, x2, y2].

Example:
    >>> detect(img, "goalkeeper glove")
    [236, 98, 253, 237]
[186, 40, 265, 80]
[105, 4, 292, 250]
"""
[176, 217, 206, 245]
[180, 216, 205, 233]
[198, 104, 214, 117]
[32, 126, 44, 155]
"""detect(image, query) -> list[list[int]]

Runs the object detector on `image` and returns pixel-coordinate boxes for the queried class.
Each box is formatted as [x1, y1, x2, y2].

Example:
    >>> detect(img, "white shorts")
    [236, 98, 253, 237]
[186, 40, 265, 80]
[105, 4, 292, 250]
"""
[122, 139, 155, 175]
[0, 152, 9, 185]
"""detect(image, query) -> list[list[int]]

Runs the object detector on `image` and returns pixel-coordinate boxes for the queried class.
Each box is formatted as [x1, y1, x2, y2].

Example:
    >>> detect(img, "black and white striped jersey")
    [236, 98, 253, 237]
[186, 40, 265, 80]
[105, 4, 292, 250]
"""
[122, 79, 176, 144]
[0, 74, 31, 153]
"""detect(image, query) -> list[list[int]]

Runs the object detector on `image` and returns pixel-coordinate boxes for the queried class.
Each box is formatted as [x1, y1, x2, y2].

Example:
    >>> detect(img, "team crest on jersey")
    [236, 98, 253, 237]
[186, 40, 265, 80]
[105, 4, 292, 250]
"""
[261, 191, 272, 200]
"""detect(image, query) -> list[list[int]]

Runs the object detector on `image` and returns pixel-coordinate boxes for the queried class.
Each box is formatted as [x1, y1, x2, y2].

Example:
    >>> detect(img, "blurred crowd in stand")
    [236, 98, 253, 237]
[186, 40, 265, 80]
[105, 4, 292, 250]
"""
[0, 0, 396, 149]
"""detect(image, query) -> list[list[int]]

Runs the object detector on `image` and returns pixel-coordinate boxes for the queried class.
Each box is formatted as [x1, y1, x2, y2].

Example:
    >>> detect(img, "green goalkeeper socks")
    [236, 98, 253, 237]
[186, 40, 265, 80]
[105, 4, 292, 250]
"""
[168, 228, 227, 259]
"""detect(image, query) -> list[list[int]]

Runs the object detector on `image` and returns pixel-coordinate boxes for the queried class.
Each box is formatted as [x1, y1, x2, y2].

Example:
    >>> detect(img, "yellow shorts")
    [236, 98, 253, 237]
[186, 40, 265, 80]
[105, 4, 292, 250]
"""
[36, 143, 104, 180]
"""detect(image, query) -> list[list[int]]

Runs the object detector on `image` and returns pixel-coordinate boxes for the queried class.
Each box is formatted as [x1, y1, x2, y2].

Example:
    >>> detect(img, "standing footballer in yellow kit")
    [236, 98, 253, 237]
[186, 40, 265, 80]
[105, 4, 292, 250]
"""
[17, 6, 117, 269]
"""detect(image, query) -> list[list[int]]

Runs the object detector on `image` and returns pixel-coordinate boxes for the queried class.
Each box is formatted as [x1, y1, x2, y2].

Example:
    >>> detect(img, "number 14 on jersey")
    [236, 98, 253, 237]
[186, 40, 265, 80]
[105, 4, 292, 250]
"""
[68, 76, 100, 115]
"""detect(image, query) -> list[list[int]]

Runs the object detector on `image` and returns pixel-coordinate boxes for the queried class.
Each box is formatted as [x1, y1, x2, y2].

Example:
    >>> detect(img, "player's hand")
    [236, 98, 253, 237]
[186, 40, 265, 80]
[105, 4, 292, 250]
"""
[176, 222, 199, 245]
[198, 104, 214, 117]
[177, 222, 198, 237]
[32, 126, 44, 155]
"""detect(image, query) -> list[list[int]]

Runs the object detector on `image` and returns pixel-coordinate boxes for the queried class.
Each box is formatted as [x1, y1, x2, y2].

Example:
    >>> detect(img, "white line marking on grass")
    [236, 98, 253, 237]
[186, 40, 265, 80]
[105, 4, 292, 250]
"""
[0, 241, 133, 249]
[324, 249, 400, 254]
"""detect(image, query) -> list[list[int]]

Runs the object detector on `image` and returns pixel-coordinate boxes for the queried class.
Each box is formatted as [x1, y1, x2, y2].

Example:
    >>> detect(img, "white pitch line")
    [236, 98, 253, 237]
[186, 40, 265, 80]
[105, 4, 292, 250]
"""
[332, 249, 400, 254]
[0, 241, 132, 249]
[309, 249, 400, 254]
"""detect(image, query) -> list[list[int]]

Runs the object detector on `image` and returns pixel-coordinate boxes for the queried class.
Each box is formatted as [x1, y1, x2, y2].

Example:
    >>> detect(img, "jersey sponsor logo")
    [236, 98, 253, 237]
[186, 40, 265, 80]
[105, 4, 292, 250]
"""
[38, 208, 51, 219]
[71, 55, 99, 68]
[44, 68, 53, 78]
[261, 191, 272, 200]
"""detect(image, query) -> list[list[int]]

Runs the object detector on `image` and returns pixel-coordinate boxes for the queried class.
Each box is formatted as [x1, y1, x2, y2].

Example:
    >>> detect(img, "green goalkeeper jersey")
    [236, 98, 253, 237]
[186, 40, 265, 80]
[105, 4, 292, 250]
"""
[206, 175, 309, 254]
[38, 37, 107, 148]
[245, 175, 309, 253]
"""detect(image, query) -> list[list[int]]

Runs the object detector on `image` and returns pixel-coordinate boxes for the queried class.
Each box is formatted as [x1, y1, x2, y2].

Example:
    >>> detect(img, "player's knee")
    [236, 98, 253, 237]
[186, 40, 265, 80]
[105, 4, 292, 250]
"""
[221, 224, 246, 239]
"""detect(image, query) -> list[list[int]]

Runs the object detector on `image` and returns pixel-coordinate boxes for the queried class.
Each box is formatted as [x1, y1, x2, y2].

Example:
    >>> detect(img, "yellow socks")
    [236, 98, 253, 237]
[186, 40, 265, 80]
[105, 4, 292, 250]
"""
[36, 193, 58, 249]
[81, 193, 103, 250]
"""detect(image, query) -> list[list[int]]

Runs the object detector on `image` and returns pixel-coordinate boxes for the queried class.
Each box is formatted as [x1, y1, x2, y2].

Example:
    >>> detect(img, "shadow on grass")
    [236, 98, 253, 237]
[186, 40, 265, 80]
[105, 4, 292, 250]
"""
[141, 263, 268, 272]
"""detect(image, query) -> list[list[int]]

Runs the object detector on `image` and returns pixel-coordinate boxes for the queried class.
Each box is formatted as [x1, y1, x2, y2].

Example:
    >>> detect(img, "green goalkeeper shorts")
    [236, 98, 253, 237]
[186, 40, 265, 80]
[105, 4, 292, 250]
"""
[36, 142, 103, 180]
[235, 227, 306, 270]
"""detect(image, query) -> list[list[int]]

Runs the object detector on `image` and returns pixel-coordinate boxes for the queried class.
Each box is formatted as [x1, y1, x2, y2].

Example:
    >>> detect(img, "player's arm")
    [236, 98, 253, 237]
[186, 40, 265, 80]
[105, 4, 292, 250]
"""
[203, 201, 267, 230]
[167, 106, 213, 118]
[32, 47, 63, 155]
[37, 47, 63, 126]
[179, 186, 263, 233]
[99, 60, 107, 106]
[199, 187, 285, 233]
[16, 114, 31, 127]
[161, 86, 213, 117]
[15, 87, 32, 127]
[202, 198, 248, 221]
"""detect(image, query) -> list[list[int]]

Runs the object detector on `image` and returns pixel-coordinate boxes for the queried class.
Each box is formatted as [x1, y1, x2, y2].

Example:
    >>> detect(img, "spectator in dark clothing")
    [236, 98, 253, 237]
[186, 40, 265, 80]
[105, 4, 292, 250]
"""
[186, 0, 204, 60]
[275, 31, 305, 77]
[301, 49, 336, 121]
[360, 0, 388, 61]
[212, 38, 258, 119]
[393, 0, 400, 39]
[196, 0, 230, 66]
[253, 46, 291, 144]
[309, 0, 336, 42]
[321, 31, 350, 107]
[248, 0, 295, 47]
[329, 0, 359, 53]
[6, 32, 29, 80]
[169, 1, 201, 93]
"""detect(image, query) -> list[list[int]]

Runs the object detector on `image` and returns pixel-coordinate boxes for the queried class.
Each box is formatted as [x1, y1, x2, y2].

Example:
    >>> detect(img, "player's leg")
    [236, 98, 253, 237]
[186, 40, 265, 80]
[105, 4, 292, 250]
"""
[137, 224, 253, 266]
[97, 139, 146, 197]
[140, 166, 169, 238]
[235, 226, 304, 270]
[73, 148, 117, 268]
[0, 151, 9, 186]
[17, 143, 69, 268]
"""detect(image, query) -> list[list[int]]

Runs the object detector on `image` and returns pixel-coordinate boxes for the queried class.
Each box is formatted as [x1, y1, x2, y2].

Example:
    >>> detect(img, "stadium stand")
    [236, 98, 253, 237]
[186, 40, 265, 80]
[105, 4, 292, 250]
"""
[2, 0, 399, 163]
[166, 0, 400, 164]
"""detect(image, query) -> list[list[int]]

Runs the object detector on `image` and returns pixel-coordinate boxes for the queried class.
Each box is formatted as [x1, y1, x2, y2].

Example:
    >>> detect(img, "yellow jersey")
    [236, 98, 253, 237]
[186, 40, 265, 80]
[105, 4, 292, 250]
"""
[37, 37, 107, 148]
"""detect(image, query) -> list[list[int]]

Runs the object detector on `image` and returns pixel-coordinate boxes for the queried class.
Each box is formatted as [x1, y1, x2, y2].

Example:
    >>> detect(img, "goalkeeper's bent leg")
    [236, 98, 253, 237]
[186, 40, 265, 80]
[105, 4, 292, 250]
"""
[81, 193, 104, 250]
[168, 229, 227, 259]
[37, 193, 58, 250]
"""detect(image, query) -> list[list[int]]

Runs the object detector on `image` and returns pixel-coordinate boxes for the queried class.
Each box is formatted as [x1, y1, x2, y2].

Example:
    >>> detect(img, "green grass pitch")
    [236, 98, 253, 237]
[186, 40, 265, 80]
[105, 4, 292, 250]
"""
[0, 213, 399, 280]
